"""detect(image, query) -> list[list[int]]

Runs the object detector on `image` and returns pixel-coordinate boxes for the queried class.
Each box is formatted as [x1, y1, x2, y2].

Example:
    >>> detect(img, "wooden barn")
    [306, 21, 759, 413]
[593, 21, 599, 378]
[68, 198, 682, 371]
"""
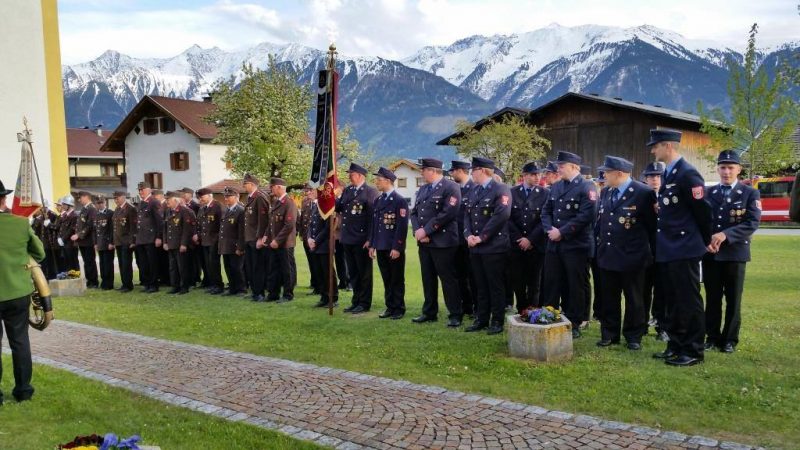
[438, 92, 719, 179]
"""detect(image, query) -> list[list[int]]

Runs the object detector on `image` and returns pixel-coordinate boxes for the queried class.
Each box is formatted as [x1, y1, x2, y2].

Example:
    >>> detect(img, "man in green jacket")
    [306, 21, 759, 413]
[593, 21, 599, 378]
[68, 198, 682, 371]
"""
[0, 179, 45, 405]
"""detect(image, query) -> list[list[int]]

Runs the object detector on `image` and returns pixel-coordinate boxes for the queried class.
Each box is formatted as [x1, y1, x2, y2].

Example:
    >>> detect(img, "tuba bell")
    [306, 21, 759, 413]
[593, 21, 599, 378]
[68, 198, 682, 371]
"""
[26, 256, 54, 331]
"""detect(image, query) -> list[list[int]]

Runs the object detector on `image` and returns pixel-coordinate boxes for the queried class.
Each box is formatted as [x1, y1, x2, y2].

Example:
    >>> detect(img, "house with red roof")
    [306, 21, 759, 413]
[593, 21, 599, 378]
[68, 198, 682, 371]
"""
[67, 127, 124, 196]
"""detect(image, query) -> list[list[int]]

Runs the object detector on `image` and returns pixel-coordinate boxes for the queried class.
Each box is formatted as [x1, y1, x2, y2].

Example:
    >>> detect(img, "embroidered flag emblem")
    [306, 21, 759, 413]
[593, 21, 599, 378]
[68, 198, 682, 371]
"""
[692, 186, 704, 199]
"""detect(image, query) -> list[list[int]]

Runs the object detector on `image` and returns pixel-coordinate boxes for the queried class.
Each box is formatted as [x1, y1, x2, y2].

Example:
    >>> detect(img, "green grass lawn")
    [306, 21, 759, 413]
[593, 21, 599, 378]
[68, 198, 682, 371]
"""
[0, 360, 322, 450]
[16, 236, 800, 448]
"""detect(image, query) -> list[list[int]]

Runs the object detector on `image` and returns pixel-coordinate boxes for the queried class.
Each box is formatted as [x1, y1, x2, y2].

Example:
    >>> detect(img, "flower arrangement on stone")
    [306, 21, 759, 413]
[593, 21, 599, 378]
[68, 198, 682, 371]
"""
[519, 306, 562, 325]
[56, 269, 81, 280]
[58, 433, 141, 450]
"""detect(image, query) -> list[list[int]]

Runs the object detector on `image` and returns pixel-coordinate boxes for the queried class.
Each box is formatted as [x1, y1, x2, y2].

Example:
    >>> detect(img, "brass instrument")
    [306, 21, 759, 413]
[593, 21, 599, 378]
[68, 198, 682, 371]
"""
[26, 256, 53, 331]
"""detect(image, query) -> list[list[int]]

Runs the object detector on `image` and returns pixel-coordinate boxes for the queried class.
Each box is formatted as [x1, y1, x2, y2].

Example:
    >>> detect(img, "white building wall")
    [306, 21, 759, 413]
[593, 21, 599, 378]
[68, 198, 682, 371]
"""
[197, 142, 232, 187]
[392, 165, 422, 207]
[125, 121, 201, 191]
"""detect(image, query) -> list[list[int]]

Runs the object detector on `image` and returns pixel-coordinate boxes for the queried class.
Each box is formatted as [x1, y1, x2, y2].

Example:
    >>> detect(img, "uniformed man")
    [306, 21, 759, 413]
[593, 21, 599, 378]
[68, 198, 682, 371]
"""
[369, 167, 409, 320]
[448, 160, 477, 317]
[649, 129, 712, 366]
[92, 195, 115, 290]
[112, 191, 137, 292]
[641, 161, 668, 340]
[195, 188, 223, 294]
[58, 195, 80, 272]
[181, 187, 204, 287]
[163, 191, 196, 295]
[297, 185, 319, 294]
[242, 174, 270, 302]
[72, 191, 99, 288]
[32, 204, 57, 280]
[508, 161, 549, 313]
[703, 150, 761, 353]
[337, 163, 378, 314]
[410, 158, 463, 327]
[219, 186, 246, 296]
[0, 179, 46, 404]
[41, 202, 62, 278]
[135, 182, 164, 293]
[492, 166, 515, 311]
[463, 157, 512, 335]
[308, 189, 338, 307]
[542, 161, 560, 188]
[153, 189, 171, 287]
[267, 177, 298, 303]
[541, 151, 598, 338]
[593, 156, 657, 350]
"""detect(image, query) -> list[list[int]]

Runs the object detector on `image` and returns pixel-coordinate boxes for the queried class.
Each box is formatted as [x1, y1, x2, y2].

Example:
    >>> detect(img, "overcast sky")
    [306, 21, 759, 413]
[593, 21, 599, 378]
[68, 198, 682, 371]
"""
[58, 0, 800, 64]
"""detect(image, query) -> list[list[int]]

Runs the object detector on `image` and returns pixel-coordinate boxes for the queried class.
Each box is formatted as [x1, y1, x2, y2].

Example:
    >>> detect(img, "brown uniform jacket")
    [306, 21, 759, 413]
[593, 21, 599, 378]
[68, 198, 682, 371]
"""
[198, 200, 222, 247]
[136, 196, 163, 245]
[93, 208, 114, 249]
[58, 210, 78, 249]
[297, 197, 313, 240]
[76, 203, 96, 247]
[243, 191, 270, 243]
[219, 203, 245, 255]
[113, 202, 138, 247]
[269, 195, 298, 248]
[164, 205, 196, 250]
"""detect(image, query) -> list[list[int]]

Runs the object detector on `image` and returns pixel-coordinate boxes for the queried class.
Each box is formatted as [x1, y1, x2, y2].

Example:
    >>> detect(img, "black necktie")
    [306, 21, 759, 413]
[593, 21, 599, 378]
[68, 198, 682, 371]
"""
[380, 193, 387, 202]
[721, 185, 731, 199]
[524, 187, 530, 198]
[610, 187, 619, 204]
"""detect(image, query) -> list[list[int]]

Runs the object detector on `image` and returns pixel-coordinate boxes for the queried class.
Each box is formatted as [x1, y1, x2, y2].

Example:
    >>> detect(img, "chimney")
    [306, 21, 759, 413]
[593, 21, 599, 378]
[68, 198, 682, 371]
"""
[96, 128, 103, 137]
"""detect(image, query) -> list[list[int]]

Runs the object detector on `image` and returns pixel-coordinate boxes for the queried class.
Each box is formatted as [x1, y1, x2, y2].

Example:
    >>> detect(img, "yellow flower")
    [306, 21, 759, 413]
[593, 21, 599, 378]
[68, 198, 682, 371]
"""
[72, 446, 99, 450]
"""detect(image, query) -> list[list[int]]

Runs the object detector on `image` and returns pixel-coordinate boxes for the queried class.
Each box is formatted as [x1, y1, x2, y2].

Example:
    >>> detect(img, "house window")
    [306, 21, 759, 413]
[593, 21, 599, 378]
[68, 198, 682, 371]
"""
[100, 163, 118, 177]
[144, 172, 163, 189]
[170, 152, 189, 171]
[160, 117, 176, 133]
[397, 178, 407, 188]
[143, 118, 158, 135]
[416, 177, 425, 187]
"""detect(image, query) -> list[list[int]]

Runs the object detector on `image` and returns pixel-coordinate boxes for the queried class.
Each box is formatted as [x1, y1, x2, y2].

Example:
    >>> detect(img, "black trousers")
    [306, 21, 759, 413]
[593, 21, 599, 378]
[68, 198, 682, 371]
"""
[598, 267, 647, 343]
[703, 258, 746, 346]
[97, 248, 115, 289]
[455, 243, 476, 315]
[116, 245, 134, 289]
[343, 243, 373, 309]
[135, 243, 159, 289]
[193, 246, 206, 286]
[419, 246, 463, 320]
[471, 252, 508, 326]
[509, 248, 545, 312]
[0, 296, 34, 402]
[245, 241, 267, 296]
[79, 245, 98, 286]
[303, 240, 319, 291]
[505, 250, 514, 306]
[315, 252, 338, 303]
[543, 251, 589, 327]
[158, 246, 170, 286]
[661, 258, 705, 358]
[223, 253, 245, 294]
[334, 240, 349, 288]
[268, 247, 295, 299]
[289, 247, 297, 289]
[590, 258, 602, 320]
[63, 247, 80, 272]
[42, 248, 58, 280]
[168, 249, 191, 291]
[644, 263, 667, 332]
[377, 250, 406, 315]
[202, 245, 223, 290]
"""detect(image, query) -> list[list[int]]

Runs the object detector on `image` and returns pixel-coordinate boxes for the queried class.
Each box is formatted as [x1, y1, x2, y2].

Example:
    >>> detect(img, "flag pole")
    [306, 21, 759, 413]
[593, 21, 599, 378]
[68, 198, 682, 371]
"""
[327, 43, 337, 316]
[20, 117, 46, 211]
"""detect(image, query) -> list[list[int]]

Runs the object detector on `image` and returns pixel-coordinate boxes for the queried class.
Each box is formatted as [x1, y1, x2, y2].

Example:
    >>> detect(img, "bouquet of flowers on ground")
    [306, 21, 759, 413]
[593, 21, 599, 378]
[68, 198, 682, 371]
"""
[56, 269, 81, 280]
[58, 433, 141, 450]
[519, 306, 562, 325]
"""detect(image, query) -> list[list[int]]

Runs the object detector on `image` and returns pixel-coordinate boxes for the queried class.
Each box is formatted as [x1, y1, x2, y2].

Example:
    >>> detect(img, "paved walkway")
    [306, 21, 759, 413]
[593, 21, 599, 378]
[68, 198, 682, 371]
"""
[21, 321, 757, 450]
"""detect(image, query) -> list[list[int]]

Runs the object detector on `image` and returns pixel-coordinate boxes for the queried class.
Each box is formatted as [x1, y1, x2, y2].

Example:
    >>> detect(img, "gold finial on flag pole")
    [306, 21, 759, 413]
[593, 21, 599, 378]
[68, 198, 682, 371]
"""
[327, 43, 337, 70]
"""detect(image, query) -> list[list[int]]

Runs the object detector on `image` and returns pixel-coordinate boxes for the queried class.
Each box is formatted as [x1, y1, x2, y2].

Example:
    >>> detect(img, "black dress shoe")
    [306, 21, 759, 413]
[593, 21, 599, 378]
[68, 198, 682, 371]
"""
[572, 328, 582, 339]
[350, 306, 367, 314]
[168, 288, 181, 295]
[665, 355, 703, 366]
[251, 294, 265, 302]
[118, 287, 133, 293]
[177, 289, 189, 295]
[486, 324, 504, 335]
[721, 342, 736, 353]
[390, 313, 404, 320]
[656, 331, 670, 342]
[209, 288, 224, 295]
[266, 296, 279, 302]
[652, 348, 677, 359]
[447, 318, 462, 328]
[412, 315, 436, 323]
[465, 322, 488, 332]
[343, 305, 357, 313]
[276, 297, 293, 304]
[596, 339, 618, 347]
[222, 291, 237, 296]
[310, 289, 320, 295]
[703, 341, 716, 351]
[626, 342, 642, 351]
[378, 310, 393, 319]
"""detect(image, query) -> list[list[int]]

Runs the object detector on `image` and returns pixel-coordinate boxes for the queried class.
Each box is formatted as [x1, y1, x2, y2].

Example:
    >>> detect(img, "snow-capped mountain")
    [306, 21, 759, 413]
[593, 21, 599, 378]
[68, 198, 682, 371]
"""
[62, 23, 799, 158]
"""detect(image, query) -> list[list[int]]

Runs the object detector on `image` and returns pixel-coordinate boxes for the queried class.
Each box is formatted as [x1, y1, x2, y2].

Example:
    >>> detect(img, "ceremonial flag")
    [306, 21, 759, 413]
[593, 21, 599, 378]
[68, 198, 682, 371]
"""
[309, 67, 340, 219]
[11, 127, 42, 218]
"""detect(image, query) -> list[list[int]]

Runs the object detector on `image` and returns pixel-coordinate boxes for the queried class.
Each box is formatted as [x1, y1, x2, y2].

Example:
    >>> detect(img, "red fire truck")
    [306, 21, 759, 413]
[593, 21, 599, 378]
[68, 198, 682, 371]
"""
[751, 176, 795, 222]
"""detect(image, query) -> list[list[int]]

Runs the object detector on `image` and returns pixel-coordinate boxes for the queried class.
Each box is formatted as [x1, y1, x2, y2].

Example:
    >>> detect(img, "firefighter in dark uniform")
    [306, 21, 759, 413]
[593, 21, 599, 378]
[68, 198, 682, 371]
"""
[42, 202, 62, 277]
[594, 156, 657, 350]
[641, 161, 668, 340]
[218, 187, 245, 296]
[92, 195, 115, 290]
[410, 158, 463, 327]
[163, 191, 196, 294]
[297, 186, 319, 294]
[195, 188, 223, 294]
[266, 177, 298, 303]
[703, 150, 761, 353]
[308, 189, 338, 307]
[541, 151, 598, 338]
[72, 191, 98, 288]
[154, 190, 171, 286]
[135, 182, 164, 293]
[508, 161, 549, 313]
[337, 163, 379, 314]
[181, 187, 204, 287]
[542, 161, 559, 189]
[112, 191, 137, 292]
[649, 129, 712, 366]
[369, 167, 409, 320]
[448, 160, 477, 317]
[463, 157, 512, 334]
[58, 195, 80, 272]
[242, 174, 270, 302]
